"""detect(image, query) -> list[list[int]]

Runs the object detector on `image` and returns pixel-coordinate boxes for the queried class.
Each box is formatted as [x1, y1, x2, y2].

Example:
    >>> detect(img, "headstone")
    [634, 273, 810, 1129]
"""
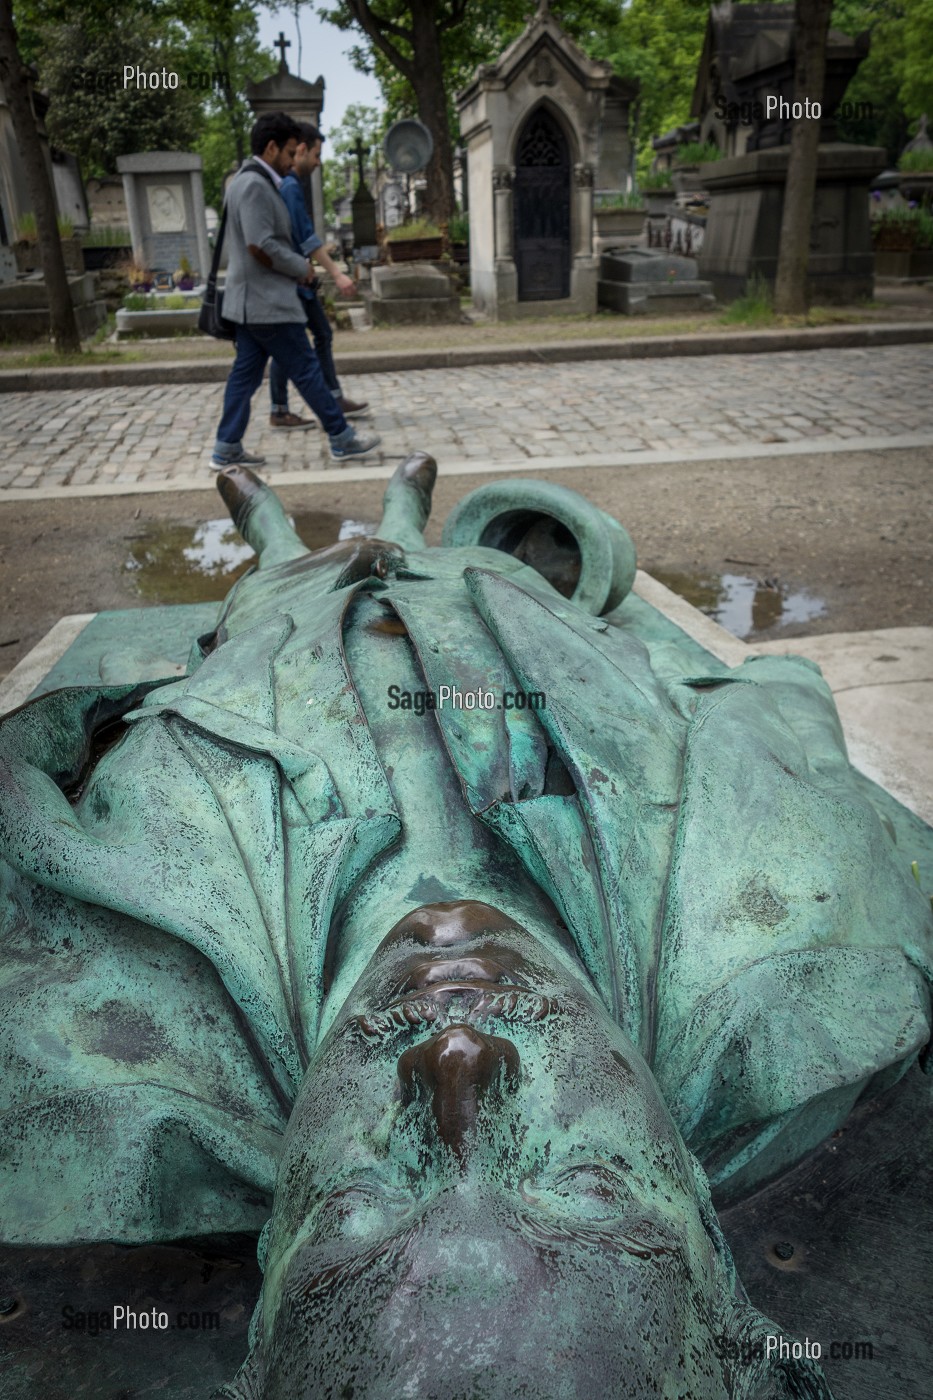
[699, 144, 886, 303]
[366, 263, 460, 325]
[597, 248, 715, 315]
[116, 153, 211, 282]
[0, 245, 17, 283]
[51, 152, 90, 234]
[0, 71, 55, 244]
[381, 180, 406, 229]
[456, 0, 636, 320]
[350, 138, 377, 248]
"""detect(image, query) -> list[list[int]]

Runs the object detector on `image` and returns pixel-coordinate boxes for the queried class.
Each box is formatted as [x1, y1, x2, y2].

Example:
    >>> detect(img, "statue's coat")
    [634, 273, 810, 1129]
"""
[1, 541, 930, 1243]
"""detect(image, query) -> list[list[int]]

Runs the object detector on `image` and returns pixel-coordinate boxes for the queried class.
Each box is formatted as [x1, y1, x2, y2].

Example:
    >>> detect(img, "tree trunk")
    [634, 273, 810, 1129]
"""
[773, 0, 834, 315]
[214, 37, 245, 165]
[409, 0, 455, 226]
[0, 1, 81, 353]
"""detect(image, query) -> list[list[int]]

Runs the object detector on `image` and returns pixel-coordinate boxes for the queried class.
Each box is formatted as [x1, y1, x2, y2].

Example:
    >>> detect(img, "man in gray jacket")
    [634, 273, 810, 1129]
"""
[211, 112, 379, 467]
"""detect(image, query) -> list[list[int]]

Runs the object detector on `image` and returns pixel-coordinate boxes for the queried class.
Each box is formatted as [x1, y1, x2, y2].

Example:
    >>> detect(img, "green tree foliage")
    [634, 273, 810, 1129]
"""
[589, 0, 710, 174]
[173, 0, 278, 205]
[13, 0, 276, 202]
[24, 7, 201, 175]
[901, 0, 933, 120]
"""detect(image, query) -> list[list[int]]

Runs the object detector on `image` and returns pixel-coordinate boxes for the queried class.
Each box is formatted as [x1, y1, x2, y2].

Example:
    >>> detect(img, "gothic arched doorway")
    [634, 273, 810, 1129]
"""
[513, 106, 571, 301]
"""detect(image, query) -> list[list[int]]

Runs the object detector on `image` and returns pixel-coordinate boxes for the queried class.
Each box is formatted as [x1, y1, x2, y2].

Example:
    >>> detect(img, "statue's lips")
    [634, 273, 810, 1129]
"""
[353, 984, 561, 1043]
[395, 955, 531, 994]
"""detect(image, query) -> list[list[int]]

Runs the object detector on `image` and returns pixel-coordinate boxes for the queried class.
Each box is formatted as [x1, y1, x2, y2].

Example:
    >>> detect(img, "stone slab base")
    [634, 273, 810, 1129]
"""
[366, 293, 462, 326]
[598, 280, 716, 314]
[0, 300, 108, 341]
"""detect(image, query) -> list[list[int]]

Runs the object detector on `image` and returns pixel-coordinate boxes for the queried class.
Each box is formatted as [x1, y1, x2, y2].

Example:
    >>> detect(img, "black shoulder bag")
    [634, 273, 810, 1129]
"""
[198, 162, 283, 342]
[198, 202, 235, 342]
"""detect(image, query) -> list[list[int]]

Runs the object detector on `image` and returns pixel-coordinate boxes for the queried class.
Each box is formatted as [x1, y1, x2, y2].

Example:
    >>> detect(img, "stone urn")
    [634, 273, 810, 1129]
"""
[644, 188, 675, 217]
[671, 163, 705, 195]
[594, 207, 647, 243]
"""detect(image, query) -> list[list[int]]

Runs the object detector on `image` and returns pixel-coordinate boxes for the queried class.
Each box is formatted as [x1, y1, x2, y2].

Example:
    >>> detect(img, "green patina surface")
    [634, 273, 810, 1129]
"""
[1, 460, 930, 1399]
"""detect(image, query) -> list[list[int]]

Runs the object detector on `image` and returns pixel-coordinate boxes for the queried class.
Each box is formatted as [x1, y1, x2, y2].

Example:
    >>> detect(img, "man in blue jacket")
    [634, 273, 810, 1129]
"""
[211, 112, 379, 466]
[268, 122, 369, 430]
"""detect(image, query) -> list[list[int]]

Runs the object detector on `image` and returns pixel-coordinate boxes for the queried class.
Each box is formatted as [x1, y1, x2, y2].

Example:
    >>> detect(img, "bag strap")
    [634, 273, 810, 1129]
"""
[205, 203, 227, 294]
[205, 162, 276, 292]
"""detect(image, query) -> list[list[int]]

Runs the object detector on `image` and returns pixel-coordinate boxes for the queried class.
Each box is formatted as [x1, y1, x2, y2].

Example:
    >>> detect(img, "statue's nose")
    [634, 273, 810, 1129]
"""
[397, 1025, 520, 1161]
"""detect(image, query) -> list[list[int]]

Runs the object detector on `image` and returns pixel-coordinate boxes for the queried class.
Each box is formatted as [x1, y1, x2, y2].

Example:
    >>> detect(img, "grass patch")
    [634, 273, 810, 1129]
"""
[0, 348, 136, 367]
[719, 275, 775, 326]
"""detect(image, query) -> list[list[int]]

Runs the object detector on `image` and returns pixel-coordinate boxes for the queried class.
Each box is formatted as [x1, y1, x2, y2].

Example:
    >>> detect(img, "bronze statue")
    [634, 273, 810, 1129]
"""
[1, 455, 930, 1398]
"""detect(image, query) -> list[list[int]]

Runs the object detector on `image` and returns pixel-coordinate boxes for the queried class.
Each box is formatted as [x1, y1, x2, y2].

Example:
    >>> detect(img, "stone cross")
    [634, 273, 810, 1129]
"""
[275, 31, 291, 70]
[351, 137, 369, 187]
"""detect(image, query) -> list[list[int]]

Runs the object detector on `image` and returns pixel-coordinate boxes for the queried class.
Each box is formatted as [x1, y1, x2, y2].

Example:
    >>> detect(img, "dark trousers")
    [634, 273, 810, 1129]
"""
[214, 321, 346, 454]
[269, 295, 340, 409]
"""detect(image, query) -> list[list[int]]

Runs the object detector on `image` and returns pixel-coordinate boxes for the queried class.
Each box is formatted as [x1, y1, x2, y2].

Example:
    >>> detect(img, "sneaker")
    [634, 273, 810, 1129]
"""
[329, 428, 381, 462]
[339, 396, 369, 417]
[269, 411, 316, 430]
[210, 447, 267, 469]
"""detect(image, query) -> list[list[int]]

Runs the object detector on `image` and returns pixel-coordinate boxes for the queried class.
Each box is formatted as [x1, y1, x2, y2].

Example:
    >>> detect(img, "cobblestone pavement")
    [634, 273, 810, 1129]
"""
[0, 345, 931, 492]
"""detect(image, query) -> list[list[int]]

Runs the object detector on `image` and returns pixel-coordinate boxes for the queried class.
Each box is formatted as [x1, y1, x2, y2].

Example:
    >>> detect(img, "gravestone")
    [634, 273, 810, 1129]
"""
[456, 0, 635, 319]
[51, 152, 89, 234]
[598, 248, 715, 315]
[699, 143, 885, 302]
[0, 71, 55, 244]
[349, 138, 377, 249]
[116, 152, 211, 283]
[365, 264, 460, 325]
[247, 37, 326, 246]
[381, 180, 406, 229]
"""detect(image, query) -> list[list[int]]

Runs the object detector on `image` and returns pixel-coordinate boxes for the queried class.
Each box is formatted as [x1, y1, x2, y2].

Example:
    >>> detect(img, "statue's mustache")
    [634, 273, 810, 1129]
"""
[352, 985, 562, 1043]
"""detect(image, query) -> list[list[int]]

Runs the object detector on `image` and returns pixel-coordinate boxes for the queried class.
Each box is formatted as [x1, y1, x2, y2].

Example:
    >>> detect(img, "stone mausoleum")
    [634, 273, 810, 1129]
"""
[457, 1, 636, 319]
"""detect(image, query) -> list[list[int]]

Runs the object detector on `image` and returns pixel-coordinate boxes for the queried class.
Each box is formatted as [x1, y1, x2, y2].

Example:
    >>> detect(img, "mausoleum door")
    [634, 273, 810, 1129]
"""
[513, 107, 571, 301]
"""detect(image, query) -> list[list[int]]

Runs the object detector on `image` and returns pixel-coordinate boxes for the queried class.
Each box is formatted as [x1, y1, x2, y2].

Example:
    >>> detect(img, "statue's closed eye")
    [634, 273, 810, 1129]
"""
[312, 1182, 413, 1245]
[522, 1163, 638, 1220]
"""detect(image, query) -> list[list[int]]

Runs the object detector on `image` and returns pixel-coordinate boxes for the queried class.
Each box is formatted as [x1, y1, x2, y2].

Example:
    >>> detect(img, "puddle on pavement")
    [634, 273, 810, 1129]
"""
[652, 569, 827, 639]
[124, 512, 378, 603]
[125, 526, 827, 640]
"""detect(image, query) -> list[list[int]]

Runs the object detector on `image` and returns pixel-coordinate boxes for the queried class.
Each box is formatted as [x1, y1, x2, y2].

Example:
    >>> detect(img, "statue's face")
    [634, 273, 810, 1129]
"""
[255, 902, 730, 1398]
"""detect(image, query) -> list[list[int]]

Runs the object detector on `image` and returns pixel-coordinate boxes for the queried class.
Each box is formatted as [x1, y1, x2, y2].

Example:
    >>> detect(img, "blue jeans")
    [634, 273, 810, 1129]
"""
[270, 294, 340, 410]
[214, 321, 346, 457]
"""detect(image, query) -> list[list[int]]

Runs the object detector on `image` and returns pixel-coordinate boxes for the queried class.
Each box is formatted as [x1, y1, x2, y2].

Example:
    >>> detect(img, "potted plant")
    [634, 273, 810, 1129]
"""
[385, 218, 444, 262]
[896, 147, 933, 214]
[128, 261, 153, 292]
[640, 169, 676, 217]
[671, 140, 720, 195]
[82, 225, 134, 271]
[594, 191, 647, 246]
[871, 206, 933, 277]
[173, 253, 196, 290]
